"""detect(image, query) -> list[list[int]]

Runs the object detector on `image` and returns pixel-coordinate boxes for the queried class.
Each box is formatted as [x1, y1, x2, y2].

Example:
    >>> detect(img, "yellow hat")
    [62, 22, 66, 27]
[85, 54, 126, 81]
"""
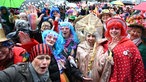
[0, 23, 9, 42]
[99, 9, 112, 19]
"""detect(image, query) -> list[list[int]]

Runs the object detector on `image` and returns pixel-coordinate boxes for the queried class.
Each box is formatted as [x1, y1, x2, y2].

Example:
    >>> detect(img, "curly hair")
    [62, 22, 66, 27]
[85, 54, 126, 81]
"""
[105, 19, 127, 39]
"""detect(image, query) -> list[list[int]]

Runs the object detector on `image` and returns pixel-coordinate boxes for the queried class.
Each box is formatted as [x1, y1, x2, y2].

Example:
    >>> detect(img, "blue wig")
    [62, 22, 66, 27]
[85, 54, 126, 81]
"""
[59, 22, 79, 44]
[50, 6, 60, 19]
[42, 30, 65, 56]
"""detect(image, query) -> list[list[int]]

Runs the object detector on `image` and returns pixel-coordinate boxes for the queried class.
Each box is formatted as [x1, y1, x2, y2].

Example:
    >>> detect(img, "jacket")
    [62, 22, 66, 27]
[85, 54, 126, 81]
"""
[0, 63, 52, 82]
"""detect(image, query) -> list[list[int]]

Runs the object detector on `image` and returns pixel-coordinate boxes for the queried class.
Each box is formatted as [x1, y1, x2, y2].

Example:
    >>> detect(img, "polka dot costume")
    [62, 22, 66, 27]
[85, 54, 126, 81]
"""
[109, 38, 145, 82]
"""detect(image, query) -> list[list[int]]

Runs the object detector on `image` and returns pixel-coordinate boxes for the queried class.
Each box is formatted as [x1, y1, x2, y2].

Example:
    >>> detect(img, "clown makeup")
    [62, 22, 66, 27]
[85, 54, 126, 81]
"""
[129, 28, 142, 41]
[60, 26, 70, 39]
[45, 33, 58, 46]
[32, 55, 51, 75]
[109, 27, 121, 40]
[86, 33, 96, 47]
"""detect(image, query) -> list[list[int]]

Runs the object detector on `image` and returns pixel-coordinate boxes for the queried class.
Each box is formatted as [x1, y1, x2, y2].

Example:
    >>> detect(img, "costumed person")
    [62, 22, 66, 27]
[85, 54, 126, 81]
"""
[75, 13, 103, 42]
[59, 22, 79, 58]
[127, 15, 146, 80]
[47, 6, 62, 33]
[0, 23, 29, 70]
[99, 9, 112, 37]
[76, 25, 108, 82]
[0, 44, 52, 82]
[42, 30, 93, 82]
[105, 18, 145, 82]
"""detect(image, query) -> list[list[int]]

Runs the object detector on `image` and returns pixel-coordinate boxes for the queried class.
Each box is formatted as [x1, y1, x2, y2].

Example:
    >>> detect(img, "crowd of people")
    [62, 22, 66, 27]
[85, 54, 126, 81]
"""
[0, 1, 146, 82]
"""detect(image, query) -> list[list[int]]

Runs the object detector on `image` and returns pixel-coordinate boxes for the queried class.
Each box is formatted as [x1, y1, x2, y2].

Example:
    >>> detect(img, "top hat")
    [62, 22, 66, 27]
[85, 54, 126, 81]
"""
[0, 23, 9, 42]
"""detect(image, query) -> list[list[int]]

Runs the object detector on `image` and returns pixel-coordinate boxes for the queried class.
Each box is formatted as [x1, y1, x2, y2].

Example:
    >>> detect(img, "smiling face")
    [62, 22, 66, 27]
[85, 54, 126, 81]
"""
[101, 14, 111, 23]
[86, 34, 96, 46]
[0, 46, 10, 60]
[60, 26, 70, 39]
[41, 22, 51, 32]
[129, 28, 142, 40]
[109, 27, 121, 39]
[32, 55, 51, 75]
[45, 34, 57, 46]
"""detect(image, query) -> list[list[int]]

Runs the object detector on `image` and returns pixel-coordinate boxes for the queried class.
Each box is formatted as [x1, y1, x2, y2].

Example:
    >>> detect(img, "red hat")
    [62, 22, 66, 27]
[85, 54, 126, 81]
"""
[29, 44, 52, 62]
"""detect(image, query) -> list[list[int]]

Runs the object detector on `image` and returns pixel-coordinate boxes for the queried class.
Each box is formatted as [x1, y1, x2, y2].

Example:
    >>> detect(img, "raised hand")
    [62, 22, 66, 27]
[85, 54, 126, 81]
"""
[25, 5, 44, 31]
[17, 31, 31, 46]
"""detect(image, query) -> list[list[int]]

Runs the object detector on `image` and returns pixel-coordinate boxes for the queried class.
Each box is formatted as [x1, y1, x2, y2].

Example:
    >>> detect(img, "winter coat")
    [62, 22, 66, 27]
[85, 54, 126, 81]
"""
[138, 43, 146, 69]
[0, 46, 29, 70]
[48, 55, 60, 82]
[0, 63, 52, 82]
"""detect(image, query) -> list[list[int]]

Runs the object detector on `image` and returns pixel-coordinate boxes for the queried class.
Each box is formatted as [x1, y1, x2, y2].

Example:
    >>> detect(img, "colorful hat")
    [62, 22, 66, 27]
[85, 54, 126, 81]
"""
[127, 15, 144, 30]
[75, 13, 103, 42]
[0, 23, 9, 42]
[69, 15, 76, 20]
[29, 44, 52, 62]
[99, 9, 112, 19]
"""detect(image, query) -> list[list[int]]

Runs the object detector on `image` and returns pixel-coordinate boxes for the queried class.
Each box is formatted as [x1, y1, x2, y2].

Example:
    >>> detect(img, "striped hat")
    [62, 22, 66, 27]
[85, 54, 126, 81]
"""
[29, 44, 52, 62]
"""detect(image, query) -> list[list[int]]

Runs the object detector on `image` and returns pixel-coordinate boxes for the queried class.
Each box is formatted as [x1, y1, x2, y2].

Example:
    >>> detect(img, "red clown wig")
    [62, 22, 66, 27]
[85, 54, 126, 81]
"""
[105, 18, 128, 39]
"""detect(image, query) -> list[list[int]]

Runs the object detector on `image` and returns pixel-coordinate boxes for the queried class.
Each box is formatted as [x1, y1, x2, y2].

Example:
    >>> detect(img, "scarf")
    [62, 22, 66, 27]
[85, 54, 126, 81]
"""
[127, 34, 142, 46]
[132, 37, 142, 46]
[29, 63, 50, 82]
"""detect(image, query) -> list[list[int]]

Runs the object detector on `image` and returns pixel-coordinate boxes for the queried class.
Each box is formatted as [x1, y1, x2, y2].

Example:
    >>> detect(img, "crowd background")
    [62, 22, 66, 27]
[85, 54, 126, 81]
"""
[0, 0, 146, 82]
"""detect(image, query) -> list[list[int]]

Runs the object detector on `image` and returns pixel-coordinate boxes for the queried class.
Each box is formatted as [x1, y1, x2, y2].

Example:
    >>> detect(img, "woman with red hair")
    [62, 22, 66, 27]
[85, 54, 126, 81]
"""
[105, 18, 145, 82]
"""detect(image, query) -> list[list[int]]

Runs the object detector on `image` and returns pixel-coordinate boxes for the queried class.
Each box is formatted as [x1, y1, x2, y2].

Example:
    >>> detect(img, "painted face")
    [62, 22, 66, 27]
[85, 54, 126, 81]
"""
[101, 14, 111, 23]
[109, 27, 121, 39]
[60, 26, 70, 39]
[45, 34, 57, 46]
[129, 28, 142, 40]
[32, 55, 51, 75]
[0, 46, 10, 60]
[86, 34, 96, 46]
